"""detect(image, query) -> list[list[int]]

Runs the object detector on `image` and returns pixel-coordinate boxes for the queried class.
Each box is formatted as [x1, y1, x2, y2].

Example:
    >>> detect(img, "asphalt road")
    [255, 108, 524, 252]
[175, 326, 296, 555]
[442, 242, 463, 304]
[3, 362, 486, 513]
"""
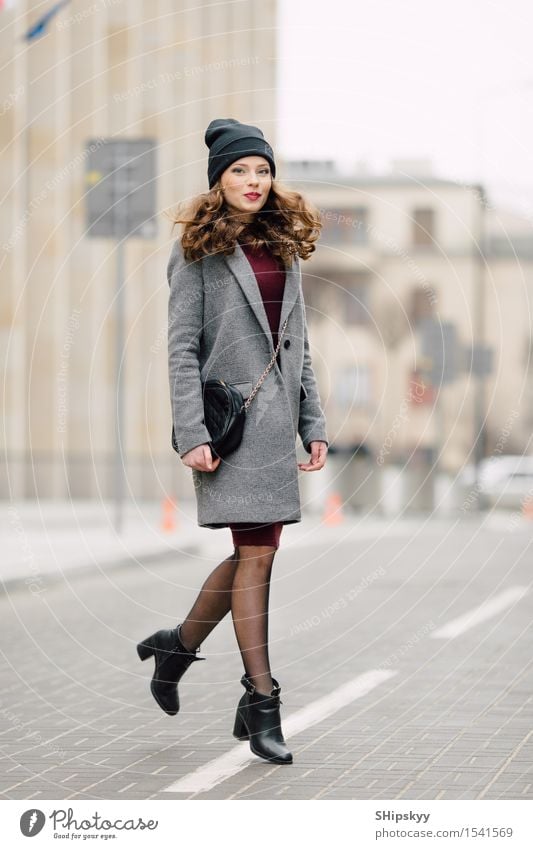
[0, 514, 532, 801]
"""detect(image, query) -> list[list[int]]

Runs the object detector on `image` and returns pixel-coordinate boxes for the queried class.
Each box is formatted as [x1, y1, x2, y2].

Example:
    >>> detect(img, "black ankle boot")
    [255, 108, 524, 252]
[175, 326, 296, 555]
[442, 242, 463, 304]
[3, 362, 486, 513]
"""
[232, 674, 293, 764]
[136, 624, 205, 716]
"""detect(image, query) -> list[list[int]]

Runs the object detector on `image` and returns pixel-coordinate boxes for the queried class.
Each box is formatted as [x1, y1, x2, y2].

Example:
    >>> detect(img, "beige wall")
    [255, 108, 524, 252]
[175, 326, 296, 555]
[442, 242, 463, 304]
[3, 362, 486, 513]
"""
[287, 172, 533, 472]
[2, 3, 530, 498]
[1, 0, 277, 498]
[484, 257, 533, 449]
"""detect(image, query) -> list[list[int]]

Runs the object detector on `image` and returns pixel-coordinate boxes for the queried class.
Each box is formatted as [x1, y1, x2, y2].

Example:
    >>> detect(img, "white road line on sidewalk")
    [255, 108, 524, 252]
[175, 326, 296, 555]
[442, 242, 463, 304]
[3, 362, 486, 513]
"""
[430, 585, 530, 640]
[162, 669, 397, 795]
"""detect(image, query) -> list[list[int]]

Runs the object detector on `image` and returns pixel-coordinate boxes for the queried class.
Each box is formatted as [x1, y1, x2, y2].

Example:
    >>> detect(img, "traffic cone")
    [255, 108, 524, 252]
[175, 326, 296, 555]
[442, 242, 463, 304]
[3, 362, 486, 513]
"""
[522, 495, 533, 520]
[323, 491, 344, 525]
[161, 496, 177, 532]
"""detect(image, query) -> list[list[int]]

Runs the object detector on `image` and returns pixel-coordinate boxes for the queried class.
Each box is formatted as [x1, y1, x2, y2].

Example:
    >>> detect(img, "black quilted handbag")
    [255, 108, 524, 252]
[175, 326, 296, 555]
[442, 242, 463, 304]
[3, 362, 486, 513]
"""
[201, 379, 247, 459]
[172, 317, 288, 460]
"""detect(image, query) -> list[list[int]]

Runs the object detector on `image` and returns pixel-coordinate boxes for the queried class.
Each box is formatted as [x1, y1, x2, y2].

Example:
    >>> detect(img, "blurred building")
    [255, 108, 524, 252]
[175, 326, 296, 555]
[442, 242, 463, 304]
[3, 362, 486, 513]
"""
[285, 159, 533, 473]
[0, 0, 277, 499]
[2, 3, 531, 504]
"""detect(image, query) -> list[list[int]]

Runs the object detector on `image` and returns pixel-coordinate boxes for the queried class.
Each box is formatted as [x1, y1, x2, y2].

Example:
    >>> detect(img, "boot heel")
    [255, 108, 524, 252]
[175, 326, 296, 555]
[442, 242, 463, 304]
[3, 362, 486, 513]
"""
[234, 675, 293, 764]
[136, 637, 155, 661]
[233, 710, 249, 741]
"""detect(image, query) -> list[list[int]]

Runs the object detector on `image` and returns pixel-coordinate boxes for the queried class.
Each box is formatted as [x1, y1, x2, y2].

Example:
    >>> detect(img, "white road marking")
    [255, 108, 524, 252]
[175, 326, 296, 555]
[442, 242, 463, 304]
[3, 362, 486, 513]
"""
[162, 669, 397, 794]
[430, 586, 529, 639]
[275, 784, 291, 795]
[119, 782, 136, 793]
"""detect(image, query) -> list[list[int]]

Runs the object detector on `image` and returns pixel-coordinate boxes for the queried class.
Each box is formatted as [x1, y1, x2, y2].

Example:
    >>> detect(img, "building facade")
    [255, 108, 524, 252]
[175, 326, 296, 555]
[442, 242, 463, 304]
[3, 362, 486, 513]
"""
[1, 0, 277, 499]
[285, 161, 533, 473]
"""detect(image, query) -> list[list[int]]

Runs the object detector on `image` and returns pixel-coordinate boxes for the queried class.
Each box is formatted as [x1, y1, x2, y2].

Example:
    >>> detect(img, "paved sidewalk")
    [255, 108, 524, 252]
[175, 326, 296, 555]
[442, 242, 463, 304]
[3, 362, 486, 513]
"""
[0, 498, 440, 591]
[0, 511, 532, 800]
[1, 499, 207, 591]
[3, 499, 533, 593]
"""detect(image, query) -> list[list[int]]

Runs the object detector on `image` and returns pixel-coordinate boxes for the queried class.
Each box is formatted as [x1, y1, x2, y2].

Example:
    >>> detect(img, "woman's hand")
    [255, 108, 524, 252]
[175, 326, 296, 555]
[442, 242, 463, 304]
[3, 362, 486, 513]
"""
[298, 441, 328, 471]
[182, 443, 221, 472]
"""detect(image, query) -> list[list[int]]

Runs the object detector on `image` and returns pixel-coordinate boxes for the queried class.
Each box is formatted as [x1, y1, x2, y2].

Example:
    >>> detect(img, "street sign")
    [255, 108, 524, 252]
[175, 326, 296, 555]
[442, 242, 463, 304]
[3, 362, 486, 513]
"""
[84, 138, 157, 239]
[418, 318, 459, 385]
[461, 343, 494, 377]
[83, 138, 157, 532]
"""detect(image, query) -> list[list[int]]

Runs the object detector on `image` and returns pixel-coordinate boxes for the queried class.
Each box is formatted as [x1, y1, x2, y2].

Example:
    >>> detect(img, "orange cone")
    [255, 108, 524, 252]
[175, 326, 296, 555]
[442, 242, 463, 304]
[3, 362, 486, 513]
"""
[161, 496, 177, 532]
[522, 496, 533, 520]
[323, 491, 344, 525]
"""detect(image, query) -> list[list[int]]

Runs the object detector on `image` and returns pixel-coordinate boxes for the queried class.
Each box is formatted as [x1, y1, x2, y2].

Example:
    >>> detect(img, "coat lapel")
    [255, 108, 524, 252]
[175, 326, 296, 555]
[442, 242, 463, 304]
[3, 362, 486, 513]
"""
[223, 243, 301, 344]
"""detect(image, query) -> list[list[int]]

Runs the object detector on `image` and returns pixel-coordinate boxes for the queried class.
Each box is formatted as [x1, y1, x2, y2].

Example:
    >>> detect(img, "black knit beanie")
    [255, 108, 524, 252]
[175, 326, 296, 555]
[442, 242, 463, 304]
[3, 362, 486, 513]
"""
[205, 118, 276, 189]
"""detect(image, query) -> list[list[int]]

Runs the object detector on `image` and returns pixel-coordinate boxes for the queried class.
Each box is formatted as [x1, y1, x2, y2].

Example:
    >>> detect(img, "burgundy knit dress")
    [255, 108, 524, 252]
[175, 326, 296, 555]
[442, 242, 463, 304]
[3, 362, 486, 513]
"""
[229, 242, 286, 550]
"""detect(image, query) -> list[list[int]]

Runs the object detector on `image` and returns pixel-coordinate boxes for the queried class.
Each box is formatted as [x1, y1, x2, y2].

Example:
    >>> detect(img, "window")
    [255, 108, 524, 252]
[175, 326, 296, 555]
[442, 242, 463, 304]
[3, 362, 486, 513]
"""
[335, 363, 372, 409]
[409, 285, 437, 325]
[303, 270, 371, 325]
[301, 271, 327, 322]
[353, 208, 368, 244]
[412, 207, 435, 247]
[329, 271, 371, 325]
[321, 207, 368, 245]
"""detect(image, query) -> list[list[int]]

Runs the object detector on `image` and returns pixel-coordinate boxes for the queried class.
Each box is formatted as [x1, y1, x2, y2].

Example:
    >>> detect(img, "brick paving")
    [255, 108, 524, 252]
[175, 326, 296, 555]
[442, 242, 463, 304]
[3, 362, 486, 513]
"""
[0, 513, 532, 800]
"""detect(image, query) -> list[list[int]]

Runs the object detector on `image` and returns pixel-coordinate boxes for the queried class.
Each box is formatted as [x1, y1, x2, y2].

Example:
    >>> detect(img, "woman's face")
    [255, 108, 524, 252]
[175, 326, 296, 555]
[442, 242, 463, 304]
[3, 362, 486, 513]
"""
[219, 156, 272, 221]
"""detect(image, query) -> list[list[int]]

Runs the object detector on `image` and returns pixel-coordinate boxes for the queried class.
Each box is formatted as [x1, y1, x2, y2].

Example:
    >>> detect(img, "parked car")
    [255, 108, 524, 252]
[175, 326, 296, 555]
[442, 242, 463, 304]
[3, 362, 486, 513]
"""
[473, 455, 533, 509]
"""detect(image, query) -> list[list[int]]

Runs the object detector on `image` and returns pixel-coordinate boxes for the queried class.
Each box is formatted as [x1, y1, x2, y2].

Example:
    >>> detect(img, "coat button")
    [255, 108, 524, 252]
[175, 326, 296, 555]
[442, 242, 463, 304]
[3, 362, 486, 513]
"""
[284, 339, 290, 349]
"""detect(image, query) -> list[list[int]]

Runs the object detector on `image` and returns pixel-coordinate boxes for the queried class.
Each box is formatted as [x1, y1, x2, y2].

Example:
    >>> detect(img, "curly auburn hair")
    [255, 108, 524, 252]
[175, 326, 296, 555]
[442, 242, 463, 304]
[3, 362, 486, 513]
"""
[166, 178, 323, 267]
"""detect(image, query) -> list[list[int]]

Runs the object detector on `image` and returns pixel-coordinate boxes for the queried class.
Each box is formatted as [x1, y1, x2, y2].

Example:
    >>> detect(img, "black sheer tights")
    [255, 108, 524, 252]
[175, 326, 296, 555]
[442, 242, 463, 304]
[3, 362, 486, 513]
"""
[179, 551, 238, 651]
[230, 545, 276, 696]
[178, 544, 277, 697]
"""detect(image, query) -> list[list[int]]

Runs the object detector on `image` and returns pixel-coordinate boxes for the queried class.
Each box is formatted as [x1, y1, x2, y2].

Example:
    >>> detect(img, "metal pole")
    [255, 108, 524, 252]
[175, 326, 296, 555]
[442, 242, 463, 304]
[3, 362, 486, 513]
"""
[113, 143, 130, 534]
[472, 184, 487, 507]
[433, 383, 443, 512]
[114, 239, 125, 533]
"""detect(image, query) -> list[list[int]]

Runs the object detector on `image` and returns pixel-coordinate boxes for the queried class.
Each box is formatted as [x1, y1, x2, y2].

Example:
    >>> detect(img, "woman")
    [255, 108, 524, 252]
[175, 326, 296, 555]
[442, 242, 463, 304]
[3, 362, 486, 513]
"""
[137, 118, 328, 765]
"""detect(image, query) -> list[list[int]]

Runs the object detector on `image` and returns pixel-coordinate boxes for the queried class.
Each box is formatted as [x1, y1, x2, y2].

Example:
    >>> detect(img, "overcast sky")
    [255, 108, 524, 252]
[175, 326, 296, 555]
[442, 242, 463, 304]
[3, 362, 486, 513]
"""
[278, 0, 533, 216]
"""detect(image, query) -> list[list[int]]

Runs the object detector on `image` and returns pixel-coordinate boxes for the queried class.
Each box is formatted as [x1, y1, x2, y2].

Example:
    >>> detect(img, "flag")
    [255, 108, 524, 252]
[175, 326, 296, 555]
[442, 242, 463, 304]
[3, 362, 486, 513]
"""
[24, 0, 71, 40]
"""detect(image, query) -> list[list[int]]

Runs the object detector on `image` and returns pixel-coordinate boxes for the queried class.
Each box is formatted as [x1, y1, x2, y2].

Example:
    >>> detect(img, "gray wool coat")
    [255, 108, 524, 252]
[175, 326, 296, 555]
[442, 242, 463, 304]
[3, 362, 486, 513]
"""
[167, 237, 329, 529]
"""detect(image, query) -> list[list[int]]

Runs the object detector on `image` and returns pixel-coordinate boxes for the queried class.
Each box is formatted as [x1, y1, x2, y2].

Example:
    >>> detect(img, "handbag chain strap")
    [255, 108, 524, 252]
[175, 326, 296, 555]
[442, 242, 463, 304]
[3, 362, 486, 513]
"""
[241, 316, 289, 412]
